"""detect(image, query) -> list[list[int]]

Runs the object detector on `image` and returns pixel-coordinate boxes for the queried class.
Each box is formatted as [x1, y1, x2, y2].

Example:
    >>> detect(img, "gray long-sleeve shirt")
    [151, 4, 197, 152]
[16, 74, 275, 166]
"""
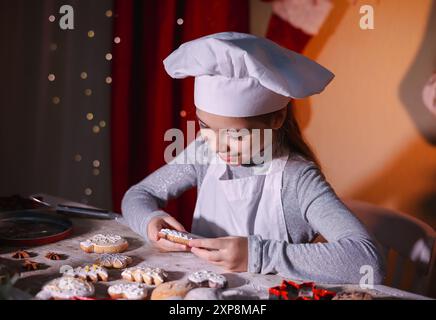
[121, 137, 386, 284]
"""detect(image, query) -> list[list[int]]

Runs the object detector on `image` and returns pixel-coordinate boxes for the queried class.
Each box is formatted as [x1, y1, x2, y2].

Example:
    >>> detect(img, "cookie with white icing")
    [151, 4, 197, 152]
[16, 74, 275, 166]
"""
[95, 253, 132, 269]
[188, 270, 227, 288]
[108, 283, 149, 300]
[35, 276, 95, 300]
[121, 266, 168, 285]
[80, 233, 128, 254]
[64, 264, 109, 282]
[158, 228, 202, 245]
[150, 279, 196, 300]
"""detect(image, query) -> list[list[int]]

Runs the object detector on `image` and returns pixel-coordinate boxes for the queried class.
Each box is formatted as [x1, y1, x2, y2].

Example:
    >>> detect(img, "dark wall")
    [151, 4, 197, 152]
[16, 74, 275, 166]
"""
[0, 0, 114, 209]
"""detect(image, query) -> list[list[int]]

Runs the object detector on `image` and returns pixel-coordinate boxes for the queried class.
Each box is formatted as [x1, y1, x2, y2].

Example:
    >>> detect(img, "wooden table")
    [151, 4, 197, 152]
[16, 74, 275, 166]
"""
[0, 214, 432, 300]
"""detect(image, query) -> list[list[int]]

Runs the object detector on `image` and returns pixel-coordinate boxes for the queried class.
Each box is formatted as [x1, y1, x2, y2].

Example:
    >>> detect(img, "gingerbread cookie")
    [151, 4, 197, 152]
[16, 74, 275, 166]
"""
[108, 282, 149, 300]
[80, 234, 128, 254]
[64, 264, 109, 282]
[188, 270, 227, 288]
[121, 266, 168, 285]
[150, 280, 196, 300]
[158, 228, 202, 245]
[95, 253, 132, 269]
[35, 276, 94, 300]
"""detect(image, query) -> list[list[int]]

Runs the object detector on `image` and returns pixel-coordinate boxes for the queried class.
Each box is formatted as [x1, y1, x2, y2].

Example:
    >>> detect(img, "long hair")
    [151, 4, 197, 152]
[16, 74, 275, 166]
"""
[256, 101, 322, 169]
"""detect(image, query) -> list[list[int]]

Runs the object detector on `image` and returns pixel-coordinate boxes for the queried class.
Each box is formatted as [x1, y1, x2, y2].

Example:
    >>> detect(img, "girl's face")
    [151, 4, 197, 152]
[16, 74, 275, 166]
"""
[196, 108, 283, 166]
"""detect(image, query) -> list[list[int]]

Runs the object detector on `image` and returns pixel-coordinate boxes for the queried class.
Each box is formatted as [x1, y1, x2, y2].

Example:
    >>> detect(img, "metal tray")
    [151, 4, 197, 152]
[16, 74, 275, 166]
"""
[0, 209, 73, 246]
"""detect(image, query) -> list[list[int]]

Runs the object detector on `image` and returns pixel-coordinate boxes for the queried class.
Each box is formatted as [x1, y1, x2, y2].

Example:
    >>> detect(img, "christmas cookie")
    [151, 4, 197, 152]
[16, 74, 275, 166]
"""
[188, 270, 227, 288]
[108, 283, 149, 300]
[80, 234, 128, 254]
[64, 264, 109, 282]
[95, 253, 132, 269]
[121, 266, 168, 285]
[150, 280, 196, 300]
[35, 276, 95, 300]
[157, 228, 202, 245]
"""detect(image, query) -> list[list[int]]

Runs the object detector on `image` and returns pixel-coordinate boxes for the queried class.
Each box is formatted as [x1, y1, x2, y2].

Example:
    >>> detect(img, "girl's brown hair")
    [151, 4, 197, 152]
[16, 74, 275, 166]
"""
[255, 101, 322, 169]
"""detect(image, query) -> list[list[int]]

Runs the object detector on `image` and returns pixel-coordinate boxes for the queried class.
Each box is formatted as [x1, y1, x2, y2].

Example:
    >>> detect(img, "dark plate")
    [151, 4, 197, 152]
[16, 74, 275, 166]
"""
[0, 209, 73, 246]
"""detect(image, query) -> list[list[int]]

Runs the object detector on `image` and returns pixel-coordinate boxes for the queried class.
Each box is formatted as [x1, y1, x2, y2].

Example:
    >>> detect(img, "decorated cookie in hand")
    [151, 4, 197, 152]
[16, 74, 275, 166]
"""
[157, 228, 202, 246]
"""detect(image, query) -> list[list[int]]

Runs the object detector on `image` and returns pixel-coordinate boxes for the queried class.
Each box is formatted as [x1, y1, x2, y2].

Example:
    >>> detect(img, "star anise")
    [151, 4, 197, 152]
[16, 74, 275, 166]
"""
[45, 252, 62, 260]
[11, 249, 31, 259]
[22, 260, 39, 271]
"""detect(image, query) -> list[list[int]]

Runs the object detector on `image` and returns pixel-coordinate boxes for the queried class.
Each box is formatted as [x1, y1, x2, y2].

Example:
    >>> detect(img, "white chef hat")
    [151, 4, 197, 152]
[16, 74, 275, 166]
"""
[163, 32, 334, 117]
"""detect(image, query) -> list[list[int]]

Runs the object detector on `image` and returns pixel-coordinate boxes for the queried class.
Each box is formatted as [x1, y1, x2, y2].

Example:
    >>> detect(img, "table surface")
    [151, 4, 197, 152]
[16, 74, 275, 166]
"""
[0, 213, 432, 300]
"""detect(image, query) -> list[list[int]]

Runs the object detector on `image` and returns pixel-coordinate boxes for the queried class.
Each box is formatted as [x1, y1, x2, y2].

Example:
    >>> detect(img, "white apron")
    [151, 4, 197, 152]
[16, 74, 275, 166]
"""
[191, 151, 290, 242]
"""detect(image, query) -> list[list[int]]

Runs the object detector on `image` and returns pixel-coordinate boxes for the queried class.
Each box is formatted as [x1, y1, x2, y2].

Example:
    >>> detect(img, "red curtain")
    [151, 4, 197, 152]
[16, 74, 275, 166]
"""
[110, 0, 250, 229]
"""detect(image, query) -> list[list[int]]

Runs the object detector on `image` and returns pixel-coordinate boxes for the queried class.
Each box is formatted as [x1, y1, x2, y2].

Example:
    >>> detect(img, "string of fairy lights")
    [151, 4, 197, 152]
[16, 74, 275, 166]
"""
[47, 8, 119, 203]
[45, 7, 186, 204]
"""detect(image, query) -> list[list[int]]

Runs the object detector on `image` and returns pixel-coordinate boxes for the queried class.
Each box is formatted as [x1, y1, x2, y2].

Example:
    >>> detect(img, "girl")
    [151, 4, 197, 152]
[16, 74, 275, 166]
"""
[122, 32, 385, 284]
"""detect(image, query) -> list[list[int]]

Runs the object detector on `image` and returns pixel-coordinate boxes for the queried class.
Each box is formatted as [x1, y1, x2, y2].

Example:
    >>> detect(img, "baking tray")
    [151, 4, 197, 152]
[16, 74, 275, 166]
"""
[0, 209, 73, 246]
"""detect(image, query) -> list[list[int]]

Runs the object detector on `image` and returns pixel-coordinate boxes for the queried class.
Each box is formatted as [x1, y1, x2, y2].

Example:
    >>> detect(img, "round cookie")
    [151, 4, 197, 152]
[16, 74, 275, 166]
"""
[95, 253, 132, 269]
[108, 283, 149, 300]
[80, 234, 128, 254]
[188, 270, 227, 288]
[35, 276, 95, 300]
[64, 264, 109, 282]
[122, 266, 168, 285]
[150, 280, 196, 300]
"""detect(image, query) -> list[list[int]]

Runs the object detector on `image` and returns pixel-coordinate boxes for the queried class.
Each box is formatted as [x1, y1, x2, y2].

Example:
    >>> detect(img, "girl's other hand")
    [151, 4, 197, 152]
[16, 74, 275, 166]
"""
[147, 216, 190, 252]
[188, 236, 248, 272]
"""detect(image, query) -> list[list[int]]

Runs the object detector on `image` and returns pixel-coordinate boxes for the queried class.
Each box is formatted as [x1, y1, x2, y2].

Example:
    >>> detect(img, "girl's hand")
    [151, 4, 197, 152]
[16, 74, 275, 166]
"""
[147, 216, 190, 252]
[188, 237, 248, 272]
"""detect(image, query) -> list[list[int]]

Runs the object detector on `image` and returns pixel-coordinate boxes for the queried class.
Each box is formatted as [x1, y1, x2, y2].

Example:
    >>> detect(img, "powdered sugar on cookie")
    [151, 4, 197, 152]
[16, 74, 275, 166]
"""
[80, 233, 128, 253]
[64, 264, 109, 282]
[122, 266, 168, 285]
[188, 270, 227, 288]
[108, 283, 149, 300]
[36, 276, 94, 300]
[95, 253, 132, 269]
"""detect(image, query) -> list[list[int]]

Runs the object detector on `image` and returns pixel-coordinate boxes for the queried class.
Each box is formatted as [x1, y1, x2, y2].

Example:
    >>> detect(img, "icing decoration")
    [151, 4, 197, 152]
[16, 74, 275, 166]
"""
[39, 276, 94, 299]
[188, 270, 227, 288]
[64, 264, 108, 282]
[95, 253, 132, 268]
[122, 266, 168, 284]
[108, 283, 149, 300]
